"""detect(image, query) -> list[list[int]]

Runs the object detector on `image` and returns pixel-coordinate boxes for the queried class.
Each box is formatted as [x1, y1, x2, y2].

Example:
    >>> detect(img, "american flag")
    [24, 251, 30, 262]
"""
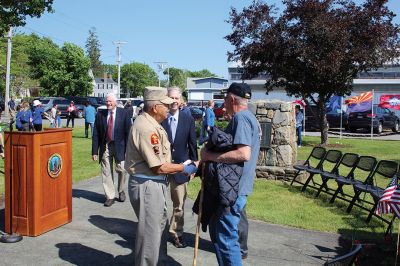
[375, 176, 400, 217]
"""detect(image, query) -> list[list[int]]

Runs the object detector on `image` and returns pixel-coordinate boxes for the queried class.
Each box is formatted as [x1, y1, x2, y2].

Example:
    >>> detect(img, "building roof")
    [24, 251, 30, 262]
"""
[94, 78, 117, 84]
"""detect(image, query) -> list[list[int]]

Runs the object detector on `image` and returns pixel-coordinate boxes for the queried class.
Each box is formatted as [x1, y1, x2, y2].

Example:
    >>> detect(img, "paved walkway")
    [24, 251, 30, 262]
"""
[0, 176, 349, 265]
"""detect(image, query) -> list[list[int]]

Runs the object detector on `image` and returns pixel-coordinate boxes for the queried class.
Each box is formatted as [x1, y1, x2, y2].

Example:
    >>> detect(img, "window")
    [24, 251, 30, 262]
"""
[213, 93, 224, 100]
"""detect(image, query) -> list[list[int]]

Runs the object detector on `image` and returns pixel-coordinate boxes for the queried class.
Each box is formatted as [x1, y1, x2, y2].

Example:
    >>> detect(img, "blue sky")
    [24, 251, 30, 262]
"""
[20, 1, 400, 79]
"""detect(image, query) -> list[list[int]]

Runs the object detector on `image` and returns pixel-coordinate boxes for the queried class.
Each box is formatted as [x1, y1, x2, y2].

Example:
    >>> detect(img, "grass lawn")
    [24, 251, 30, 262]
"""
[0, 126, 100, 196]
[188, 135, 400, 239]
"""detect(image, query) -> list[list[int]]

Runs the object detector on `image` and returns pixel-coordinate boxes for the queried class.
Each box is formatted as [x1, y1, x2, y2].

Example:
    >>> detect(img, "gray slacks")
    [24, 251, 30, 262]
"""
[129, 176, 168, 266]
[101, 142, 126, 200]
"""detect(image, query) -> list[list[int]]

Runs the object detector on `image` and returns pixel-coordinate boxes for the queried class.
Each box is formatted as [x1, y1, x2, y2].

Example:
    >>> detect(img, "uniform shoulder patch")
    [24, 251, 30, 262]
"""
[150, 133, 159, 145]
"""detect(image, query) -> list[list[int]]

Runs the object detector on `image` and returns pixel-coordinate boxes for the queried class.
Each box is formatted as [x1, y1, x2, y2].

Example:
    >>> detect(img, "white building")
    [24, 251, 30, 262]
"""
[92, 77, 119, 98]
[228, 62, 400, 104]
[186, 77, 228, 102]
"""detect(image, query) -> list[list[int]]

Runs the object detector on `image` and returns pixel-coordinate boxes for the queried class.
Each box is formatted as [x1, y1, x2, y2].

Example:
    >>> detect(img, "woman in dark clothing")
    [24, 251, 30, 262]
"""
[66, 101, 77, 128]
[32, 100, 45, 131]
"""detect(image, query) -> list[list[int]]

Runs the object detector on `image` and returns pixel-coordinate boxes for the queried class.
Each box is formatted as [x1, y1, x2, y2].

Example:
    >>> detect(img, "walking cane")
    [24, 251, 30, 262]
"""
[193, 163, 205, 266]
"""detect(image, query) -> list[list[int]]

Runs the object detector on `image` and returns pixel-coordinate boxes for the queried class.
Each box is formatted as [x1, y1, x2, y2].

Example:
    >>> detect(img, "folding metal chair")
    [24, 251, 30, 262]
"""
[324, 244, 362, 266]
[329, 156, 377, 204]
[301, 149, 343, 192]
[290, 146, 326, 186]
[346, 160, 399, 214]
[315, 153, 359, 198]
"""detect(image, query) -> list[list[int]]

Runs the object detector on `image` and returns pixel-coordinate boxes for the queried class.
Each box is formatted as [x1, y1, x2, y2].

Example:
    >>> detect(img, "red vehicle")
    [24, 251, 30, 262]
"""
[213, 102, 225, 120]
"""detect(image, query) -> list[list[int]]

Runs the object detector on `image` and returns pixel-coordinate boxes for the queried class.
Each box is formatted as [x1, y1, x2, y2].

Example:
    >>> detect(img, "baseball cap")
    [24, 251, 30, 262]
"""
[144, 87, 174, 104]
[222, 82, 252, 99]
[33, 100, 42, 107]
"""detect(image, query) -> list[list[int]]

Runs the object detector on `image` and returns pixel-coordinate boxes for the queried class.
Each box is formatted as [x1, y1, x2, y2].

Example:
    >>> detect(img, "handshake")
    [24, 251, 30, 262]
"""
[182, 160, 199, 176]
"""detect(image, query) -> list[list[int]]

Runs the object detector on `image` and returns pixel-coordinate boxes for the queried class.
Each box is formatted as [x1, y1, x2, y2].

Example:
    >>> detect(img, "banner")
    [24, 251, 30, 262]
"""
[292, 99, 306, 108]
[379, 94, 400, 110]
[345, 91, 373, 113]
[326, 96, 342, 113]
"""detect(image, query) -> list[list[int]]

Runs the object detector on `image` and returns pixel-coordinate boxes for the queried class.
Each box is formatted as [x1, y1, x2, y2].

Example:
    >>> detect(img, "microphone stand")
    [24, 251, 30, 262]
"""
[0, 119, 23, 243]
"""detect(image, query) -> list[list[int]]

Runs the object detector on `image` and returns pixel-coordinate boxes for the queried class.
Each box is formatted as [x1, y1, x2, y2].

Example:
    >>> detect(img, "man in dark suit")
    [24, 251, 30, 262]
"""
[161, 87, 198, 248]
[92, 93, 132, 207]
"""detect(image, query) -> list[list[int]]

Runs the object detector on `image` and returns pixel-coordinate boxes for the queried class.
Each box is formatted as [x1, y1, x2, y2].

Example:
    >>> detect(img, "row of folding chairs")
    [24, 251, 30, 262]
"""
[290, 146, 399, 234]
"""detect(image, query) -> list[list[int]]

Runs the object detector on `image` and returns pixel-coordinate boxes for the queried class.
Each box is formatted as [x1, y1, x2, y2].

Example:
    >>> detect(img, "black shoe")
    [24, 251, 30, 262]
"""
[170, 236, 187, 248]
[119, 191, 126, 202]
[104, 198, 114, 207]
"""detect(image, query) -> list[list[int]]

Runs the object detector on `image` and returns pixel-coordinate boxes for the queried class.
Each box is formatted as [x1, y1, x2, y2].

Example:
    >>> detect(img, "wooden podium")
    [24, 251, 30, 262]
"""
[4, 128, 73, 236]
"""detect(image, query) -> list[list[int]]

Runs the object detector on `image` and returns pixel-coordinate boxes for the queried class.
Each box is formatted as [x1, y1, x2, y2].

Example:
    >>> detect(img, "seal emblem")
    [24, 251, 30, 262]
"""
[48, 153, 62, 178]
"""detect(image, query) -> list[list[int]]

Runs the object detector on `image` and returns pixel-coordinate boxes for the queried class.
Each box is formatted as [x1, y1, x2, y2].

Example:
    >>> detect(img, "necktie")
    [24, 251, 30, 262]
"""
[170, 116, 177, 142]
[106, 111, 114, 143]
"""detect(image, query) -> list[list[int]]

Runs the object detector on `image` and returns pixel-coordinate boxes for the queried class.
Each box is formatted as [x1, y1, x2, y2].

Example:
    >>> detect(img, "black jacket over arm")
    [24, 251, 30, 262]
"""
[92, 107, 132, 162]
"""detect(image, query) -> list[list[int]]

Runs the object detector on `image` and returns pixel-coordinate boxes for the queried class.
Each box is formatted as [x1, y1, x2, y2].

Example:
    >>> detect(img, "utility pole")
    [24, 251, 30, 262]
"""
[154, 62, 168, 87]
[5, 27, 13, 119]
[113, 41, 127, 98]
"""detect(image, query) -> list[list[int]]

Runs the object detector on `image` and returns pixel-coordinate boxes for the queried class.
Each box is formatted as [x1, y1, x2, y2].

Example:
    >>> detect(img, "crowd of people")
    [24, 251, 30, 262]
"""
[90, 83, 260, 266]
[4, 83, 260, 265]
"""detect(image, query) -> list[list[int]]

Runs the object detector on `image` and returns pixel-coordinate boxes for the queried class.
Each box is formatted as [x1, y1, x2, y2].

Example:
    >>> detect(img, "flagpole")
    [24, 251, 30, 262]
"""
[371, 90, 374, 140]
[340, 96, 343, 139]
[303, 104, 305, 137]
[396, 220, 400, 266]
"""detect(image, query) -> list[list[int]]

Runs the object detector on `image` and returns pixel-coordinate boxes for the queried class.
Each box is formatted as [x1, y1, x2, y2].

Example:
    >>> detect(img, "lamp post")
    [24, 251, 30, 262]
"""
[154, 62, 168, 87]
[5, 27, 13, 119]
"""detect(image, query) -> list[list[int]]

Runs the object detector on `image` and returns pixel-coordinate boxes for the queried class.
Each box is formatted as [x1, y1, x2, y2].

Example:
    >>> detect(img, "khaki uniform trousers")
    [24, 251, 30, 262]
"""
[101, 142, 126, 200]
[129, 176, 168, 266]
[168, 176, 187, 238]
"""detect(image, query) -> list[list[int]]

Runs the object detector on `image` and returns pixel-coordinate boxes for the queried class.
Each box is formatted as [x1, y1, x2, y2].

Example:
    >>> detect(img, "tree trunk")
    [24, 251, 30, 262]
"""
[318, 100, 328, 145]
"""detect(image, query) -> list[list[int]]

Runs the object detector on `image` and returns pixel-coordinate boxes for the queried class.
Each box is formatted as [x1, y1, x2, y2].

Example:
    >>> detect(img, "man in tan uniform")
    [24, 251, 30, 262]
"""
[125, 87, 198, 266]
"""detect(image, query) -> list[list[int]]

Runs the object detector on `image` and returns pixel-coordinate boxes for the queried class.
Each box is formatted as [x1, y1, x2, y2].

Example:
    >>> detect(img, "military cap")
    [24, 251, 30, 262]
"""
[144, 87, 174, 104]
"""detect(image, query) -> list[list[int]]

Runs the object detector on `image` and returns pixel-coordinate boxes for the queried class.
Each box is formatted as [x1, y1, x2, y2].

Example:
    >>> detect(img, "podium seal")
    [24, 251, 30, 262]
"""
[48, 153, 63, 178]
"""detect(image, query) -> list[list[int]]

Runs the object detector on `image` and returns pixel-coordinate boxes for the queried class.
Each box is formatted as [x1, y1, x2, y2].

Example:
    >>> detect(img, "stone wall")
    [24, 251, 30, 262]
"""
[251, 100, 306, 181]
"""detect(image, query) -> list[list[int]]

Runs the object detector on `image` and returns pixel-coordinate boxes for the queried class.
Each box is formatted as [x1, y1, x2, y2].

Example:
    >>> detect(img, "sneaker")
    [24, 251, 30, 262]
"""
[104, 198, 115, 207]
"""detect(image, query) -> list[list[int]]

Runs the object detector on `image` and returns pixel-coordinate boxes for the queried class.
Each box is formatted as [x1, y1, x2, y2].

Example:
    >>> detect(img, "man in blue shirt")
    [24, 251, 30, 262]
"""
[8, 96, 16, 119]
[32, 100, 44, 131]
[201, 82, 260, 265]
[84, 101, 96, 138]
[200, 100, 215, 144]
[295, 105, 304, 147]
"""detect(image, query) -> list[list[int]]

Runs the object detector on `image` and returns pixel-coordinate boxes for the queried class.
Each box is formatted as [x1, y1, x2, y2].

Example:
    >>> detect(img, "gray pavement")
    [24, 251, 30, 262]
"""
[0, 176, 349, 265]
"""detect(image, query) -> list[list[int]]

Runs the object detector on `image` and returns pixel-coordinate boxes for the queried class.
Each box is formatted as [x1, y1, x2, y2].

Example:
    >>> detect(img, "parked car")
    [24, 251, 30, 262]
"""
[189, 106, 204, 121]
[304, 105, 348, 130]
[213, 102, 225, 120]
[40, 97, 66, 115]
[48, 99, 84, 118]
[348, 105, 399, 133]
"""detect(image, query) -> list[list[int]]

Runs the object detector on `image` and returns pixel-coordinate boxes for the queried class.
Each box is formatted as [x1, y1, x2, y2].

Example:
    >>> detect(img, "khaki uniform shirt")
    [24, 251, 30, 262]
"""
[125, 112, 171, 176]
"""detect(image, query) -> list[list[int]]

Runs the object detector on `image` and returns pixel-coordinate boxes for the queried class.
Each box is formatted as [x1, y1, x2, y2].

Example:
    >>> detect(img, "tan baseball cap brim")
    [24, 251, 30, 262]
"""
[160, 96, 175, 105]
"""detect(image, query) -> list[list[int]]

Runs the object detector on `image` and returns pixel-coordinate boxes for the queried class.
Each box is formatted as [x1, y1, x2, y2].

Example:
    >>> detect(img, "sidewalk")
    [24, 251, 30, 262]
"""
[0, 176, 349, 265]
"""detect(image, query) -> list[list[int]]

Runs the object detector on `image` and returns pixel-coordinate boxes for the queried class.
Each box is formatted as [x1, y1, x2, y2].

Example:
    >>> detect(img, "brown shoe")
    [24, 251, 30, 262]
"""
[119, 191, 126, 202]
[104, 198, 114, 207]
[170, 236, 187, 248]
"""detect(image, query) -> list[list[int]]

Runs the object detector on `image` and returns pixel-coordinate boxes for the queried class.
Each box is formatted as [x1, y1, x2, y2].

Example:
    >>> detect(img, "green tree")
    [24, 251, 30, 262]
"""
[85, 27, 103, 77]
[102, 64, 118, 80]
[163, 67, 217, 90]
[28, 37, 92, 96]
[0, 0, 54, 34]
[188, 69, 217, 78]
[0, 34, 40, 96]
[226, 0, 400, 144]
[165, 67, 186, 89]
[121, 62, 158, 97]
